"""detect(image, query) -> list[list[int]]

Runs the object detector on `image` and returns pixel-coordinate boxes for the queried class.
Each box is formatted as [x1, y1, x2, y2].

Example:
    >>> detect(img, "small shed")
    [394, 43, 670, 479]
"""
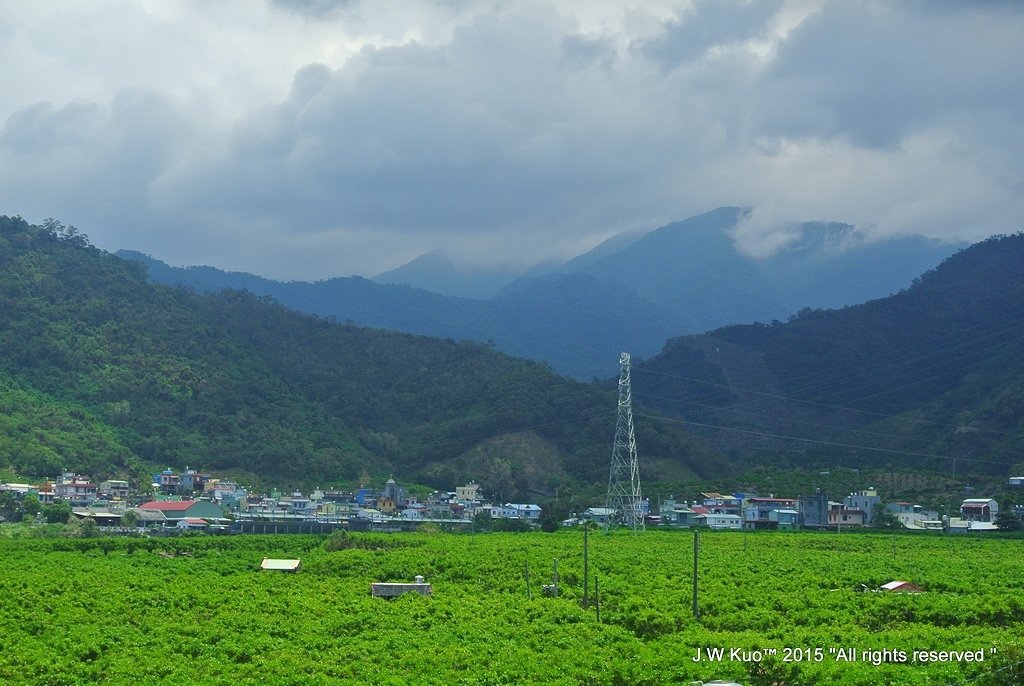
[880, 580, 923, 593]
[371, 576, 432, 598]
[261, 558, 302, 573]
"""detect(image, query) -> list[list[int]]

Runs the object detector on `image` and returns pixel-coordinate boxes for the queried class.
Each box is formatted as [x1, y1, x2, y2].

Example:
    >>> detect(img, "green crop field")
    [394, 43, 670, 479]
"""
[1, 529, 1023, 685]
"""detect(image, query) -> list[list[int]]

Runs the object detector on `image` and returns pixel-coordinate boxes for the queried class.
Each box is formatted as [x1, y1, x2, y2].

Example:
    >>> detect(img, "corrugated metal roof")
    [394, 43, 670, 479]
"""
[140, 500, 196, 511]
[261, 558, 301, 571]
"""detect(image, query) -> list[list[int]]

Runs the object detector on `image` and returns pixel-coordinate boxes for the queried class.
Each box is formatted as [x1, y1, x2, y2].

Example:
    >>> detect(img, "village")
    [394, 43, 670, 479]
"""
[2, 468, 1021, 536]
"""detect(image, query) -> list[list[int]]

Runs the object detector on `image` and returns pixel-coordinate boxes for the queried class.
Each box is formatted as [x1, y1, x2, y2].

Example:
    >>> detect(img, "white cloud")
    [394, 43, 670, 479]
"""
[0, 0, 1021, 279]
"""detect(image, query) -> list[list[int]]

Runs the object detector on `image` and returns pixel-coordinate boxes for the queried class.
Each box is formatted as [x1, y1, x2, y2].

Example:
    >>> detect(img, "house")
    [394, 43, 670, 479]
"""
[356, 508, 386, 521]
[179, 469, 210, 493]
[99, 480, 130, 499]
[138, 500, 224, 524]
[961, 498, 998, 522]
[582, 507, 616, 526]
[55, 473, 98, 506]
[321, 490, 353, 504]
[769, 509, 801, 530]
[35, 483, 56, 505]
[176, 517, 209, 530]
[354, 487, 375, 506]
[400, 505, 426, 519]
[1010, 477, 1024, 487]
[316, 501, 345, 519]
[798, 491, 830, 528]
[844, 488, 881, 524]
[1, 483, 34, 496]
[504, 504, 542, 520]
[829, 505, 866, 528]
[701, 493, 741, 516]
[455, 482, 482, 503]
[153, 469, 180, 494]
[204, 479, 246, 504]
[659, 498, 699, 527]
[894, 505, 940, 529]
[742, 497, 797, 529]
[283, 492, 313, 515]
[702, 513, 742, 530]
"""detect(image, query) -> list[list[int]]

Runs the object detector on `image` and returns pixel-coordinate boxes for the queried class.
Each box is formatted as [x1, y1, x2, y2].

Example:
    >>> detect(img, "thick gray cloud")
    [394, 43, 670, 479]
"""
[0, 0, 1021, 279]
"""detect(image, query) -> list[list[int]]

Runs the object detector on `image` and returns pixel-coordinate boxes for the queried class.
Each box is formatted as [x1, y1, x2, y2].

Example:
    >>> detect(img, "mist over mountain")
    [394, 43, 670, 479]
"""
[120, 207, 964, 379]
[372, 250, 529, 300]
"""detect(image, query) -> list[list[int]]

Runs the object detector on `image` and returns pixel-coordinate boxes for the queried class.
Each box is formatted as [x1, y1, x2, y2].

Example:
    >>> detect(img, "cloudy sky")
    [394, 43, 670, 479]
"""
[1, 0, 1022, 280]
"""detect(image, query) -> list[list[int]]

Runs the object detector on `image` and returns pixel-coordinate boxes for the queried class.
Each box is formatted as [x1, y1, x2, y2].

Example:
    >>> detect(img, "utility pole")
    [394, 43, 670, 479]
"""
[605, 352, 643, 532]
[692, 528, 700, 619]
[582, 525, 590, 608]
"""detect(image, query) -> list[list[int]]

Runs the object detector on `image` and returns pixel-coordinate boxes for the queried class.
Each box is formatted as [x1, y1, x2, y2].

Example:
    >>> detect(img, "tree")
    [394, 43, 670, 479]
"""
[22, 495, 42, 518]
[0, 492, 18, 522]
[472, 510, 493, 532]
[539, 513, 560, 532]
[873, 509, 903, 529]
[995, 509, 1022, 532]
[42, 501, 72, 524]
[121, 509, 138, 529]
[65, 516, 99, 538]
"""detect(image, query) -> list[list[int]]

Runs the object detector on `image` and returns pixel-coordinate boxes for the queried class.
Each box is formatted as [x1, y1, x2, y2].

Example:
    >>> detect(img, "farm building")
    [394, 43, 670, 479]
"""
[176, 517, 209, 530]
[138, 500, 224, 522]
[371, 576, 431, 598]
[700, 513, 742, 530]
[70, 509, 124, 527]
[960, 499, 998, 522]
[880, 581, 923, 593]
[261, 558, 301, 572]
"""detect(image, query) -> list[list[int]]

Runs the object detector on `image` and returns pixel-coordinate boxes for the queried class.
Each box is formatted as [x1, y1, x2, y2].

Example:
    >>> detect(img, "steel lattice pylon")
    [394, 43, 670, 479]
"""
[605, 351, 643, 531]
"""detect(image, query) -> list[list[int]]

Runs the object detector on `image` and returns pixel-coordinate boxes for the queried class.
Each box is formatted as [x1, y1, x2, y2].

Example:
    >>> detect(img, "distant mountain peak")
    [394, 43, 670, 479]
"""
[371, 249, 525, 299]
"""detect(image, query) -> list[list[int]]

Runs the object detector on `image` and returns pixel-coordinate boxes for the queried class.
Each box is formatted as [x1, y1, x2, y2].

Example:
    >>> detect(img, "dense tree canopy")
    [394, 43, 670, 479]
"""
[0, 215, 720, 495]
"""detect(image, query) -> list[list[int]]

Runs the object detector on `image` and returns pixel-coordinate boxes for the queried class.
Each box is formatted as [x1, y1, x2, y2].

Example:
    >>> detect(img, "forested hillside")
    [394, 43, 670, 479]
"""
[118, 250, 681, 381]
[635, 233, 1024, 478]
[119, 207, 960, 380]
[0, 216, 721, 495]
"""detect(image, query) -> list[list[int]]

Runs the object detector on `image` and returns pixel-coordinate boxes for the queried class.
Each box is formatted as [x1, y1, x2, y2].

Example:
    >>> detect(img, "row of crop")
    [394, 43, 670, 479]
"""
[2, 531, 1023, 685]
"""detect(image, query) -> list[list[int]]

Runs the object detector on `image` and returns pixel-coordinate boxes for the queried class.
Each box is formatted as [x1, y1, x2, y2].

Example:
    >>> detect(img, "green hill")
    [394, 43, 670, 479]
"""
[0, 216, 721, 495]
[635, 233, 1024, 479]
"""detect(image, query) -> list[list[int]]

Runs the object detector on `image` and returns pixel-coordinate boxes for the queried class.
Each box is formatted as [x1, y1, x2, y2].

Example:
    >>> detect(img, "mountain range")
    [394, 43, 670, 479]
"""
[2, 212, 1021, 502]
[119, 207, 963, 380]
[0, 215, 717, 498]
[635, 232, 1024, 478]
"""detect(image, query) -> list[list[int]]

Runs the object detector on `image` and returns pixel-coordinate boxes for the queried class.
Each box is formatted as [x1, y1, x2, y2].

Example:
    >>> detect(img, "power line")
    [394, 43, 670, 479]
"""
[633, 310, 1024, 441]
[634, 356, 1024, 441]
[633, 411, 1022, 469]
[631, 389, 1005, 456]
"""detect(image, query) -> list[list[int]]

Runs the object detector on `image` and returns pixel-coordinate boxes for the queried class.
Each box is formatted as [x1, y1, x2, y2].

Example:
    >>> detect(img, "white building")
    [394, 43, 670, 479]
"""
[504, 503, 542, 520]
[961, 498, 998, 522]
[702, 513, 742, 530]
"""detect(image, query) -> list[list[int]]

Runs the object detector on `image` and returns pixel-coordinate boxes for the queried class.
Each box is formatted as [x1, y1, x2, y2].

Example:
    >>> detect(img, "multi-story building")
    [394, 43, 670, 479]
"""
[55, 473, 97, 506]
[99, 480, 130, 500]
[961, 498, 998, 522]
[844, 488, 881, 524]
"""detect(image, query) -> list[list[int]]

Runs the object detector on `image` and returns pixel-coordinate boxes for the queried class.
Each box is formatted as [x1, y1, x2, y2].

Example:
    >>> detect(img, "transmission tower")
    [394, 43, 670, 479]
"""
[605, 351, 644, 531]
